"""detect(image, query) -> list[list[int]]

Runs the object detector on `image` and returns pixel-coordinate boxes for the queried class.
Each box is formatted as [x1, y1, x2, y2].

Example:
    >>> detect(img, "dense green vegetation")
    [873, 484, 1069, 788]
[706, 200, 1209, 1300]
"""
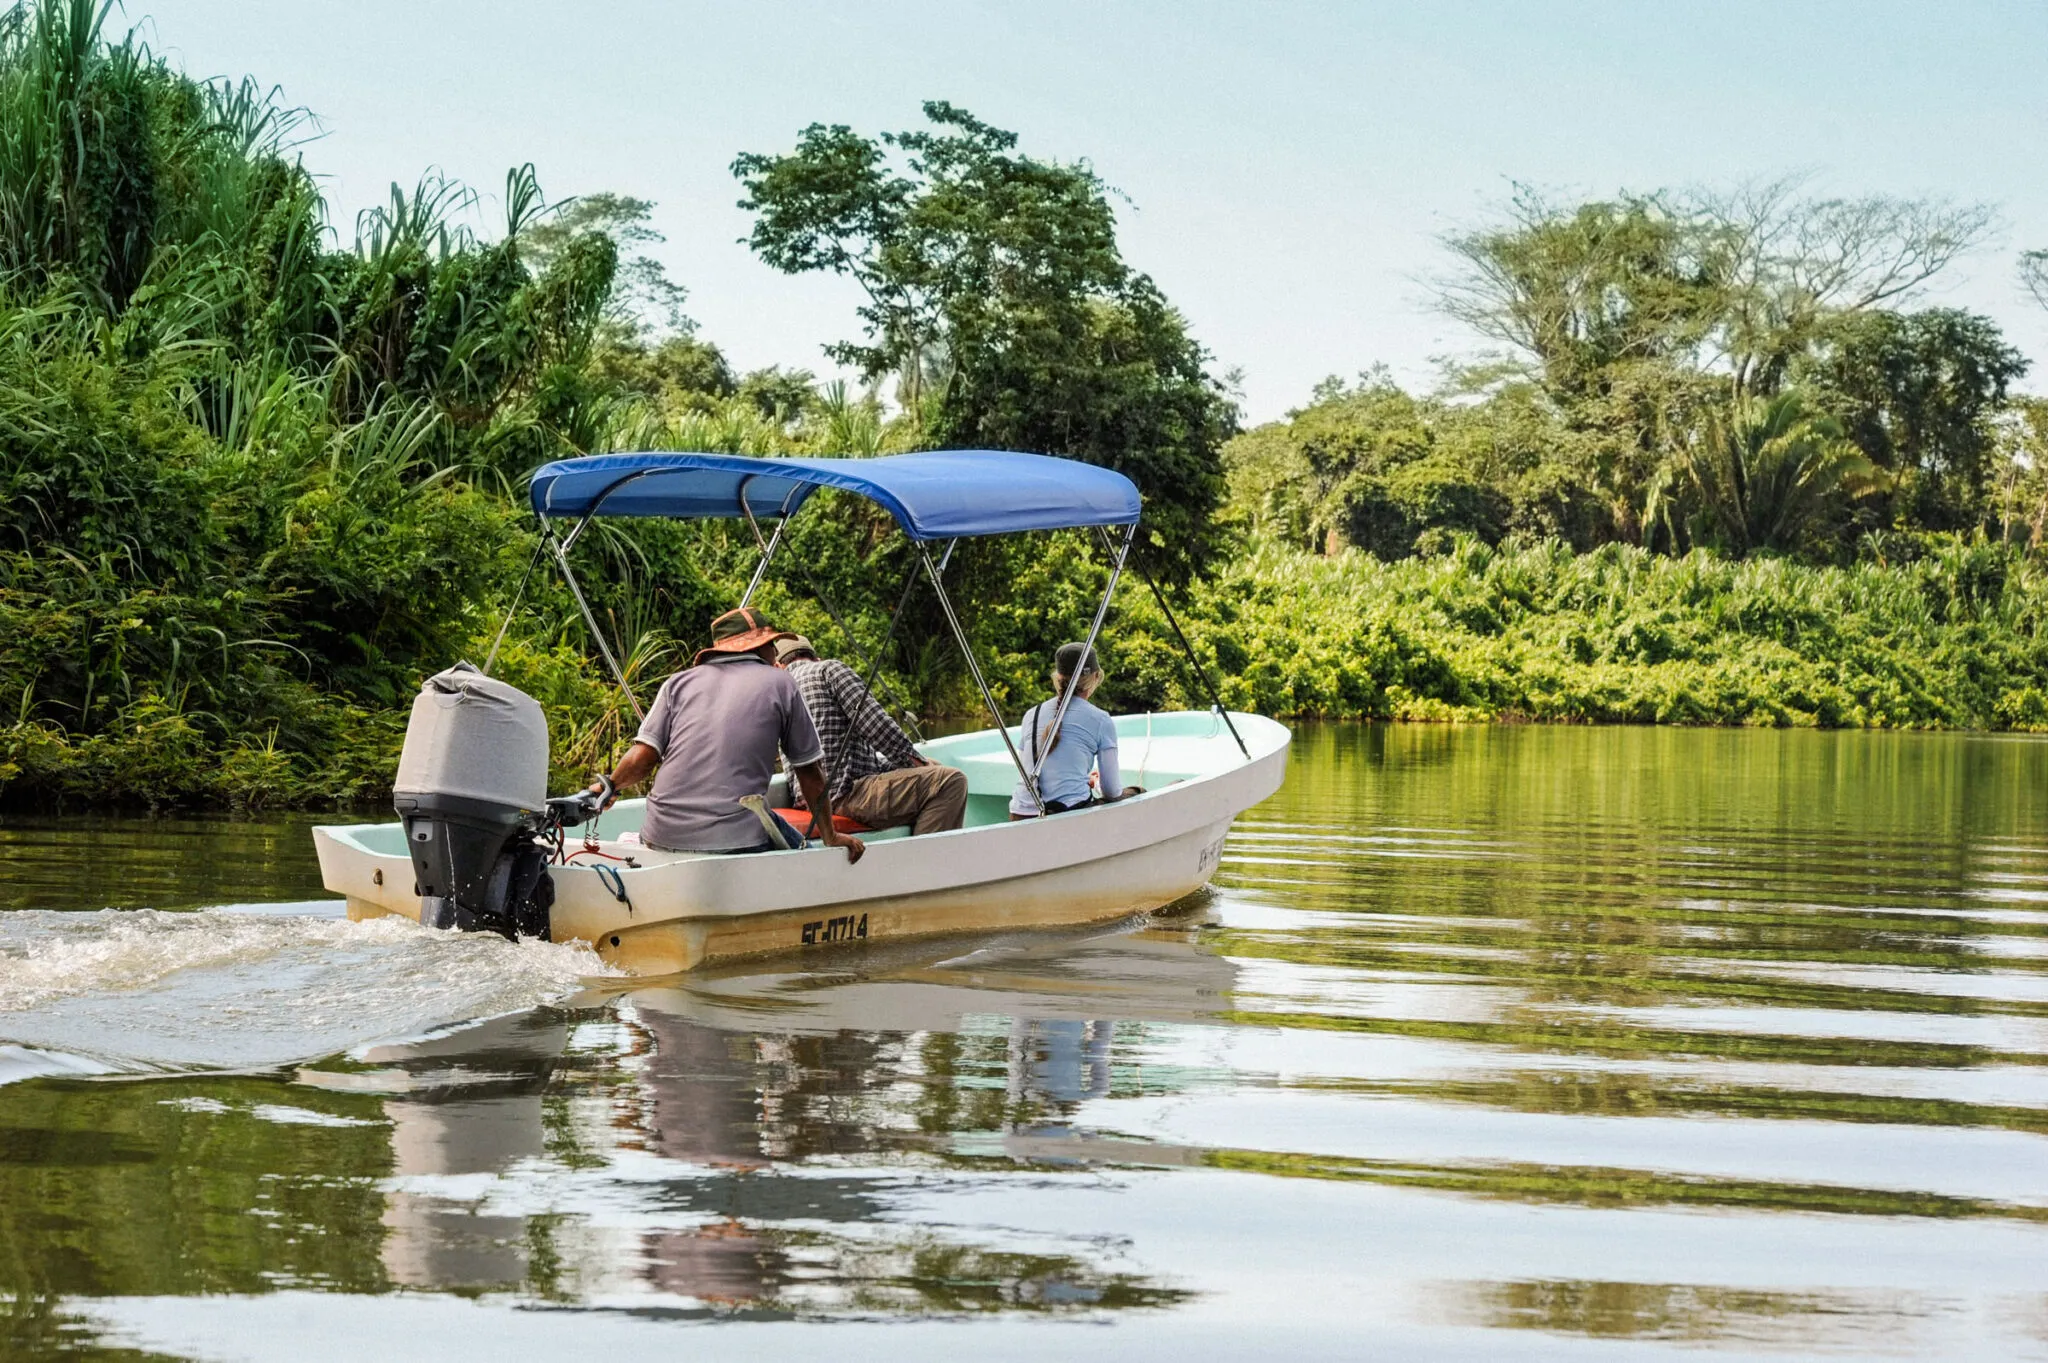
[734, 102, 1234, 581]
[1169, 536, 2047, 728]
[0, 0, 2043, 812]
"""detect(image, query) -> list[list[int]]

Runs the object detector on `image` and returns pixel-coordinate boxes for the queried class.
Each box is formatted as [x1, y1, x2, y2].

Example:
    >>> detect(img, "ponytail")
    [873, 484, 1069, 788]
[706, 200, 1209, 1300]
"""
[1030, 642, 1103, 766]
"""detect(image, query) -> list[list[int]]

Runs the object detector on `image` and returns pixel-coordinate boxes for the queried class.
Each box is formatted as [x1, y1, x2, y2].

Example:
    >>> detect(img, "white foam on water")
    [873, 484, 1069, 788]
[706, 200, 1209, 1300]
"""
[0, 906, 611, 1075]
[0, 1041, 116, 1084]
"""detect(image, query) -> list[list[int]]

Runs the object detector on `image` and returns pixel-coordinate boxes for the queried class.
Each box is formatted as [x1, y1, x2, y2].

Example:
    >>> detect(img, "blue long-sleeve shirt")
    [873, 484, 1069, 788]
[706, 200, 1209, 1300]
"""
[1010, 696, 1120, 814]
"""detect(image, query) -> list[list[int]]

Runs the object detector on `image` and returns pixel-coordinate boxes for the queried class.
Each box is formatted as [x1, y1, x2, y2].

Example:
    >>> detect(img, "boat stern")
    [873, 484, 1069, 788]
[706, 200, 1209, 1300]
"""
[313, 822, 423, 926]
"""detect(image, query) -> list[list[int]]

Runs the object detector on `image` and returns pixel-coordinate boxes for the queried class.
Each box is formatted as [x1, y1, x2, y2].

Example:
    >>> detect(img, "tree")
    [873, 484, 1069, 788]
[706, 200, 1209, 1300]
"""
[1224, 371, 1607, 558]
[1698, 179, 1996, 397]
[1436, 181, 1995, 545]
[590, 333, 736, 408]
[520, 191, 692, 337]
[1443, 179, 1995, 404]
[1798, 308, 2027, 532]
[2017, 249, 2048, 313]
[1436, 189, 1724, 539]
[1438, 188, 1717, 404]
[733, 101, 1234, 580]
[1225, 373, 1431, 553]
[1991, 398, 2048, 552]
[329, 165, 617, 438]
[1656, 389, 1876, 556]
[736, 365, 821, 424]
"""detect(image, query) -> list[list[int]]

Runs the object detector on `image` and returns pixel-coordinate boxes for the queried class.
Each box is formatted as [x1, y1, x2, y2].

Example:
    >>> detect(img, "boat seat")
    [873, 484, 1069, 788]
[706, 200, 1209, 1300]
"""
[773, 807, 902, 837]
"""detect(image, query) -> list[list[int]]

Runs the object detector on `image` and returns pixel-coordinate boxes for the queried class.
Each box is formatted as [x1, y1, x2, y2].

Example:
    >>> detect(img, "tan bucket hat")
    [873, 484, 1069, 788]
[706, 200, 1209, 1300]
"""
[692, 606, 796, 666]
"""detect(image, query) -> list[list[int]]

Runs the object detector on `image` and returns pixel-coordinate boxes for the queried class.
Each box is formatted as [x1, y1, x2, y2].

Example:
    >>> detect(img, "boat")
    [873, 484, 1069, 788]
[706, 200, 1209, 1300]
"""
[312, 449, 1291, 973]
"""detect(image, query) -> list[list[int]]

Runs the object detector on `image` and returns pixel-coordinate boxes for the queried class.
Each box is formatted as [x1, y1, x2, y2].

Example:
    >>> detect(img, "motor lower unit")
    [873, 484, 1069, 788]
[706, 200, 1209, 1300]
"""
[393, 662, 555, 939]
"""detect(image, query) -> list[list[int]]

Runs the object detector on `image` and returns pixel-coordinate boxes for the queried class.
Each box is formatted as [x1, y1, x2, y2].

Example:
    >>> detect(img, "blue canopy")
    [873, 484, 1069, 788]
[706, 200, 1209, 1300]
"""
[527, 450, 1141, 541]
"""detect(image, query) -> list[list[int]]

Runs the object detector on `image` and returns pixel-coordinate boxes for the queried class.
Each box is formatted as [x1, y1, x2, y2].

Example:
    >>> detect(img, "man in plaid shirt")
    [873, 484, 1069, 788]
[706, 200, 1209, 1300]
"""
[775, 636, 969, 835]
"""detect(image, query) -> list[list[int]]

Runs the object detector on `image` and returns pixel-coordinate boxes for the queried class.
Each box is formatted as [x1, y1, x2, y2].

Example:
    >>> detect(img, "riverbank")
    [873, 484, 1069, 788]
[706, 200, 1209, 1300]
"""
[1174, 534, 2048, 730]
[5, 532, 2042, 813]
[2, 1, 2043, 816]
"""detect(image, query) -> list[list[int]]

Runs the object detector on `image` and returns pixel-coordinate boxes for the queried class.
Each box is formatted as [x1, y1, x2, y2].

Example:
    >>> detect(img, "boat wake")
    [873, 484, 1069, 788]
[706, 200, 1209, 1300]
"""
[0, 904, 609, 1080]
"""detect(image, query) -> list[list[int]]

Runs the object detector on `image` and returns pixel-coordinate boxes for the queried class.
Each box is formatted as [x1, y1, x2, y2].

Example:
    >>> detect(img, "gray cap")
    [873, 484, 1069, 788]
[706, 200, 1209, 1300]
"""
[1055, 641, 1101, 677]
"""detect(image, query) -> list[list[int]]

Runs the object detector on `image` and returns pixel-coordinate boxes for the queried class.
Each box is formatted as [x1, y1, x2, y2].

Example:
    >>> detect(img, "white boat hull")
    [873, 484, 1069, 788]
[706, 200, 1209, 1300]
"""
[313, 710, 1288, 973]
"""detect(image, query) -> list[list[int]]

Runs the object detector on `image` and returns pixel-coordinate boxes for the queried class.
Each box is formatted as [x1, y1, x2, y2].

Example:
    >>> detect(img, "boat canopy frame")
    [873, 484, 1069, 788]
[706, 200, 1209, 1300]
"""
[528, 449, 1145, 541]
[504, 450, 1246, 815]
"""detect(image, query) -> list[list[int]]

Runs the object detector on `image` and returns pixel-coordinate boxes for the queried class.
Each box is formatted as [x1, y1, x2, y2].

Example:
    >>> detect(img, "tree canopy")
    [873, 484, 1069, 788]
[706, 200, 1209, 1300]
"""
[733, 101, 1234, 581]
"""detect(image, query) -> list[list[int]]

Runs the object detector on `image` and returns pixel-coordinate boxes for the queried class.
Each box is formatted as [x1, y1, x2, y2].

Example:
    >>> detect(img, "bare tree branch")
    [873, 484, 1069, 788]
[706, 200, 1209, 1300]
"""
[2021, 250, 2048, 312]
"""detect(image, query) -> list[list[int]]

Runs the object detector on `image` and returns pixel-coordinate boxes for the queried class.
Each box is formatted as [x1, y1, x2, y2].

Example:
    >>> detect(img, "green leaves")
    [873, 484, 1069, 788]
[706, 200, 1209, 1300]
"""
[1799, 308, 2028, 533]
[734, 123, 911, 280]
[734, 101, 1234, 582]
[1225, 373, 1605, 557]
[1122, 534, 2048, 732]
[0, 0, 638, 807]
[1433, 183, 2003, 548]
[1663, 390, 1877, 557]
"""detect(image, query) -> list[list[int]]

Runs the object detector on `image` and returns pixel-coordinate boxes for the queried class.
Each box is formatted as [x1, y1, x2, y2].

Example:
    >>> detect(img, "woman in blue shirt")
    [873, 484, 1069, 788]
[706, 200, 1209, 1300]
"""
[1009, 642, 1141, 818]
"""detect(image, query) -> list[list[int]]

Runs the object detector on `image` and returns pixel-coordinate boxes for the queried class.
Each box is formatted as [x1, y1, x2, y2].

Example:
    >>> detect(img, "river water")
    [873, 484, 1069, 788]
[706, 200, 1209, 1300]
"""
[1, 725, 2045, 1361]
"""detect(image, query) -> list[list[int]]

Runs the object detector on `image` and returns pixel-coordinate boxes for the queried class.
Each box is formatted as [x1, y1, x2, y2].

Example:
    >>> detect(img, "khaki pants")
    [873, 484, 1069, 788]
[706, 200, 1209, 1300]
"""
[840, 764, 969, 835]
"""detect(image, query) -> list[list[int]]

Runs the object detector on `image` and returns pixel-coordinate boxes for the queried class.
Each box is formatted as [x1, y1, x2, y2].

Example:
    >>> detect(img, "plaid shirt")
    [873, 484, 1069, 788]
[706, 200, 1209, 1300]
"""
[785, 658, 922, 806]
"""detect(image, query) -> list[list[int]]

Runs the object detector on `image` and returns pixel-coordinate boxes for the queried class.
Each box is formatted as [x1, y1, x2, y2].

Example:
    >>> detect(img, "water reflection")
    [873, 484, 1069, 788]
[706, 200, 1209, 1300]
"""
[287, 920, 1233, 1320]
[374, 1012, 568, 1293]
[4, 725, 2048, 1359]
[1435, 1278, 1947, 1350]
[0, 812, 329, 913]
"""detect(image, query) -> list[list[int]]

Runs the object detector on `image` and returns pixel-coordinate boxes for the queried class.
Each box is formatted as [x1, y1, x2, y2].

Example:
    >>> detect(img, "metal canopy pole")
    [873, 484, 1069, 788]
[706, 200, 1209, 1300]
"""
[481, 534, 549, 676]
[550, 529, 645, 724]
[849, 537, 960, 744]
[739, 518, 787, 608]
[736, 473, 776, 552]
[1029, 522, 1136, 785]
[1109, 529, 1249, 761]
[736, 476, 805, 609]
[732, 473, 917, 728]
[743, 482, 928, 735]
[859, 560, 925, 694]
[862, 538, 956, 695]
[542, 467, 803, 724]
[797, 572, 928, 743]
[919, 543, 1044, 816]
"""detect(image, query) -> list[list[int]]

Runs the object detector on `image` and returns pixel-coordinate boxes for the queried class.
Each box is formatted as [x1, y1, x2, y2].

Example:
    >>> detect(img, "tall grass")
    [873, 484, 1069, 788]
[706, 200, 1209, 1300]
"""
[0, 0, 619, 808]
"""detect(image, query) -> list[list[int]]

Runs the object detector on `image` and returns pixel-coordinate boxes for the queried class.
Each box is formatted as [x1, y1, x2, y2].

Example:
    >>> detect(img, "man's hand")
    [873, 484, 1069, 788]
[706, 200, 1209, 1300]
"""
[594, 743, 659, 806]
[821, 829, 866, 863]
[791, 758, 864, 866]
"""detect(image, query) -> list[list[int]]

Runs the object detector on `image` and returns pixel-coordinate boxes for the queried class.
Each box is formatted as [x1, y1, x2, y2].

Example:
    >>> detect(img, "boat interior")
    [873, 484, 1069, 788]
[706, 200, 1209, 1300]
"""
[327, 709, 1251, 867]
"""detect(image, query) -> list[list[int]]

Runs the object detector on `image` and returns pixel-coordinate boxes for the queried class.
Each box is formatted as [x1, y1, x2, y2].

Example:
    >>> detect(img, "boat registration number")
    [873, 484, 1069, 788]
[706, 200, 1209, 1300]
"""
[801, 913, 868, 946]
[1197, 836, 1225, 875]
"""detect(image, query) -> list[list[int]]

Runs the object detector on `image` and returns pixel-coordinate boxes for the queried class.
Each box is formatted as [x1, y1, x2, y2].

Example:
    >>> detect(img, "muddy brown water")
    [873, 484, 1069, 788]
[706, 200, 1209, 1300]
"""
[2, 724, 2045, 1360]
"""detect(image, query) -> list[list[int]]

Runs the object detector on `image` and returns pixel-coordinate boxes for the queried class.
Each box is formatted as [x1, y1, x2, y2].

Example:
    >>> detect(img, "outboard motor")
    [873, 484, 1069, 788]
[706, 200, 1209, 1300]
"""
[393, 662, 556, 939]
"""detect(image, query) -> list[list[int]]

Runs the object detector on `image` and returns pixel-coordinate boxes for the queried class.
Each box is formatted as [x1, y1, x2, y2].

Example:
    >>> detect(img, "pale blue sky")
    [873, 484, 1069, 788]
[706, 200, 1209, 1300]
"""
[147, 1, 2048, 421]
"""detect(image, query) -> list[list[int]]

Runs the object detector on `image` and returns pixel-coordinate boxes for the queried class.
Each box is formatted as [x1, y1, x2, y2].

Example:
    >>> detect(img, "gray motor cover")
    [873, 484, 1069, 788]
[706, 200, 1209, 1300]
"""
[394, 662, 549, 811]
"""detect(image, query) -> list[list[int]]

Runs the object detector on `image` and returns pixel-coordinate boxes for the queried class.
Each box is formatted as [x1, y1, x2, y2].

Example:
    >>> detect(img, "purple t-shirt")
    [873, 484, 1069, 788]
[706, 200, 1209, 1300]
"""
[633, 654, 824, 851]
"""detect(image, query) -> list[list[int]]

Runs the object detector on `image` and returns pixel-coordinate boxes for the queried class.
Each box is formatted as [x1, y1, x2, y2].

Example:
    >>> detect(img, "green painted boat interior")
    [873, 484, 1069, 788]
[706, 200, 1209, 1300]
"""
[925, 709, 1245, 827]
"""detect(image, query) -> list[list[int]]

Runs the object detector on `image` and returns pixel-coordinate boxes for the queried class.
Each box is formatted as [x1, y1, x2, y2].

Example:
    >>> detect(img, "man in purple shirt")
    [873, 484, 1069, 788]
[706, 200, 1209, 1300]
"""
[586, 607, 864, 860]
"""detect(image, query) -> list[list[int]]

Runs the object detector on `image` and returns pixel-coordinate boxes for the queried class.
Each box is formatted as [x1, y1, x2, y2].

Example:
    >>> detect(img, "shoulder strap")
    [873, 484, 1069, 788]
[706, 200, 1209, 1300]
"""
[1029, 698, 1067, 772]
